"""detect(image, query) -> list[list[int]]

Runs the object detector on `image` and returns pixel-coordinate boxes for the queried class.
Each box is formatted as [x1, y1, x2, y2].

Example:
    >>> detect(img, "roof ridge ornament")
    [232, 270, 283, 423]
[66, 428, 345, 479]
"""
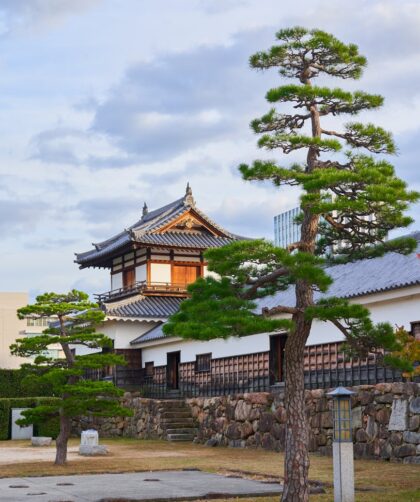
[184, 182, 195, 207]
[142, 201, 148, 218]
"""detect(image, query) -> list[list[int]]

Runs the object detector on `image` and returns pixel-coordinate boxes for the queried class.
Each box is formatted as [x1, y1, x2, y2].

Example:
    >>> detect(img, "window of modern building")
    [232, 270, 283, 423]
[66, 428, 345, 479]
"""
[26, 317, 53, 327]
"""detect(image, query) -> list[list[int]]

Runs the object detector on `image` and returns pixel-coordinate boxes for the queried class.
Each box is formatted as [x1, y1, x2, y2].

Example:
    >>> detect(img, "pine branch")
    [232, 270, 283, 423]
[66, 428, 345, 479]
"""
[241, 267, 290, 299]
[262, 305, 300, 316]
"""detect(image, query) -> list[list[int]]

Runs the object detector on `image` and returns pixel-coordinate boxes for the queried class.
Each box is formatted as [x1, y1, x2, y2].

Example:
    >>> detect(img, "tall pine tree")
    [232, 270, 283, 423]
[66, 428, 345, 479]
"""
[11, 290, 130, 465]
[165, 28, 419, 501]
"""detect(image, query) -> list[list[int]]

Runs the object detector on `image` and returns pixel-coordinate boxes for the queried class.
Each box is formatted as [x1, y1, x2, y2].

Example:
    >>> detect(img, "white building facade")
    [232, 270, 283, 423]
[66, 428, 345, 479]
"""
[76, 189, 420, 395]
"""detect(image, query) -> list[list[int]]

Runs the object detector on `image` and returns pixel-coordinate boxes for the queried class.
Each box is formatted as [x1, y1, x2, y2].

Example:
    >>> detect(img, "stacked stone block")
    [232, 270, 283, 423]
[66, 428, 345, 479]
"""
[73, 383, 420, 462]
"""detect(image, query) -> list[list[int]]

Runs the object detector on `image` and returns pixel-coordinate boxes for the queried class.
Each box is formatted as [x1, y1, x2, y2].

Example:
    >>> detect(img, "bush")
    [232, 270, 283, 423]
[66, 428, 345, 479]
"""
[0, 397, 60, 440]
[0, 400, 10, 440]
[0, 369, 54, 398]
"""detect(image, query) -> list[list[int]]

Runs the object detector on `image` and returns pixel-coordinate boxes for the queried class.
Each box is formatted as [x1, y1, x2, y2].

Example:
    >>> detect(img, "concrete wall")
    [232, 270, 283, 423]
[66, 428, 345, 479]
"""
[0, 292, 29, 369]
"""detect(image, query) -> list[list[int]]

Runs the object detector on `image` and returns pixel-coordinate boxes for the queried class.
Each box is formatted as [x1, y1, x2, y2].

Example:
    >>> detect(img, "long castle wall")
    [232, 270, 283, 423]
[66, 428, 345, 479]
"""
[74, 382, 420, 463]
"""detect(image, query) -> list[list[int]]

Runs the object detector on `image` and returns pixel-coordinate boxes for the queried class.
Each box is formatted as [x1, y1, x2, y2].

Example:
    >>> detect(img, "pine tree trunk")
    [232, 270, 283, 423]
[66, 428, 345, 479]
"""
[281, 305, 312, 501]
[55, 412, 71, 465]
[281, 80, 320, 497]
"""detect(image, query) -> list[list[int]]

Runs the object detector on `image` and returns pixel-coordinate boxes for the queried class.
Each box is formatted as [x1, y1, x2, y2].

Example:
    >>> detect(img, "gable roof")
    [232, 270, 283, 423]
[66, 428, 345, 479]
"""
[130, 322, 166, 345]
[75, 185, 246, 268]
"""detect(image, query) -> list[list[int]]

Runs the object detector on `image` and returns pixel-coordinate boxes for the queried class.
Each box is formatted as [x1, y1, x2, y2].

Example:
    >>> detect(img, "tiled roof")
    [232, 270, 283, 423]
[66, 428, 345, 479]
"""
[132, 231, 235, 249]
[130, 322, 166, 345]
[257, 231, 420, 311]
[127, 232, 420, 344]
[75, 188, 245, 267]
[106, 295, 184, 319]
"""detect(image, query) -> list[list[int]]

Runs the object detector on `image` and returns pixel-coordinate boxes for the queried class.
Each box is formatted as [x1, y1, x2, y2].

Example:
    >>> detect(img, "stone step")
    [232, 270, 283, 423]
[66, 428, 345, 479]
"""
[161, 411, 192, 419]
[167, 433, 196, 441]
[166, 428, 197, 435]
[161, 417, 195, 424]
[161, 422, 195, 430]
[159, 408, 190, 414]
[158, 400, 188, 409]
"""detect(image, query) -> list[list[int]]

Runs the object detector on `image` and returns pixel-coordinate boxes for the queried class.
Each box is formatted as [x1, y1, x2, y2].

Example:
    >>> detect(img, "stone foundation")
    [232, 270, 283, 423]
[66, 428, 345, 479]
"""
[73, 395, 166, 439]
[73, 382, 420, 463]
[187, 382, 420, 463]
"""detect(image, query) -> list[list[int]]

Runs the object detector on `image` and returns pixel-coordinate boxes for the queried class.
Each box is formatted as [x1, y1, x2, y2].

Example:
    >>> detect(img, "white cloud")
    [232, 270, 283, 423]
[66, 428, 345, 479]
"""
[0, 0, 102, 34]
[0, 0, 419, 297]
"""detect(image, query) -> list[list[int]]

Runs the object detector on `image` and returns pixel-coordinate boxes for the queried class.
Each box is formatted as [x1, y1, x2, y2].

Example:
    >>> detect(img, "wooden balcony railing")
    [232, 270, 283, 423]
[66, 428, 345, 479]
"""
[94, 281, 189, 303]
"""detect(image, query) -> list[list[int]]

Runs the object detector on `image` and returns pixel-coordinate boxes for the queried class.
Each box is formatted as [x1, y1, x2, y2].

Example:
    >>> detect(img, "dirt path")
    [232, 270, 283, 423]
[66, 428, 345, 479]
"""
[0, 442, 190, 464]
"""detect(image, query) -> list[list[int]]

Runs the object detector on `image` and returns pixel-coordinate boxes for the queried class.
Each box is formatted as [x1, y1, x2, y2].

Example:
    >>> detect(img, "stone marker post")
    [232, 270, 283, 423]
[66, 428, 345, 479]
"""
[327, 387, 355, 502]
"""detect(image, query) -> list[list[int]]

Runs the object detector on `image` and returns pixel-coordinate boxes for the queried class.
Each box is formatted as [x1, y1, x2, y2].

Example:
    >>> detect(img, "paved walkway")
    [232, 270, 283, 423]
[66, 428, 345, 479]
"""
[0, 470, 282, 501]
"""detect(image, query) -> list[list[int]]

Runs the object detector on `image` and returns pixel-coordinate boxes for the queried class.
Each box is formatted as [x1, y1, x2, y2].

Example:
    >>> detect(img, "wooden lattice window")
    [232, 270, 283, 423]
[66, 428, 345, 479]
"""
[195, 353, 211, 373]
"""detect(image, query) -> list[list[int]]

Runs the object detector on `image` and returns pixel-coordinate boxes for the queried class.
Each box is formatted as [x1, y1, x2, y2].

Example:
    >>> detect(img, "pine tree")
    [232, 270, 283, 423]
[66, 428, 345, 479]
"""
[164, 28, 419, 501]
[11, 290, 130, 465]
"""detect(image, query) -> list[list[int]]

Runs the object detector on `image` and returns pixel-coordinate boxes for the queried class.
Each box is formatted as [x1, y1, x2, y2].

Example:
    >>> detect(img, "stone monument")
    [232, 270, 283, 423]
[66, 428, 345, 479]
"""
[79, 429, 108, 456]
[31, 436, 52, 446]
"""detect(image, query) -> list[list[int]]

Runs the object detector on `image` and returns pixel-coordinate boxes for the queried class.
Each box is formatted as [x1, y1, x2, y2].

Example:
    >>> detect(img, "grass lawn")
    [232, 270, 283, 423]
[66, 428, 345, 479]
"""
[0, 438, 419, 501]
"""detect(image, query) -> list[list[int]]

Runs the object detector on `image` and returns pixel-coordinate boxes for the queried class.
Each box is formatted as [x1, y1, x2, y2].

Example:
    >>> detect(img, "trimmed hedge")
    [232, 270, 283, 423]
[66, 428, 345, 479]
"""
[0, 370, 54, 398]
[0, 400, 10, 440]
[0, 397, 61, 440]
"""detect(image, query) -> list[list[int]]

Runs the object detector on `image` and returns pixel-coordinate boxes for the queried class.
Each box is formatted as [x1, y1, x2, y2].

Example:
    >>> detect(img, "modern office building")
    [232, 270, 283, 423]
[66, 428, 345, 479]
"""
[274, 207, 382, 253]
[274, 207, 301, 248]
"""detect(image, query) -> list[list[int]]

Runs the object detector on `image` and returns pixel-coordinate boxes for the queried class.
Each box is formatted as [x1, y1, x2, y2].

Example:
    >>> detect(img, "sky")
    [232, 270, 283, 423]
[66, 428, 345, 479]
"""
[1, 0, 420, 299]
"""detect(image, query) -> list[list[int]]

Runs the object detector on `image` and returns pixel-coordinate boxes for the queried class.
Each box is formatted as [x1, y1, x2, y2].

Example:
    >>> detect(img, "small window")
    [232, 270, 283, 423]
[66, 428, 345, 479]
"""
[195, 353, 211, 373]
[145, 362, 154, 379]
[411, 321, 420, 339]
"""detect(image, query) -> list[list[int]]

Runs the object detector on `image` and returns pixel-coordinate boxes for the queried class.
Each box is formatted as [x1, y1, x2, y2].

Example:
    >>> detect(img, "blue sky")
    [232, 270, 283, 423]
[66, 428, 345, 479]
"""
[1, 0, 419, 298]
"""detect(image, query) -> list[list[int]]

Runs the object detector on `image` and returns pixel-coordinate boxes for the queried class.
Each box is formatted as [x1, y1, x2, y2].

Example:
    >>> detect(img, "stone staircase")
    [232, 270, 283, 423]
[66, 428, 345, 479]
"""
[159, 400, 197, 442]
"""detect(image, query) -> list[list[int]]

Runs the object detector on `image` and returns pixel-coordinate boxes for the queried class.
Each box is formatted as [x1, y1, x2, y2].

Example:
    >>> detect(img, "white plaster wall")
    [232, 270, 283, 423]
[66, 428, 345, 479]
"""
[111, 272, 123, 290]
[294, 292, 420, 346]
[142, 332, 270, 366]
[136, 264, 147, 283]
[150, 263, 171, 283]
[101, 320, 159, 349]
[141, 290, 420, 362]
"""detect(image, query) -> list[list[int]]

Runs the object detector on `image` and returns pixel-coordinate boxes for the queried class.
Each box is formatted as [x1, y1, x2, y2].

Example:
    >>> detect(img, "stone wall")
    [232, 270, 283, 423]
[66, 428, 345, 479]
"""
[187, 382, 420, 463]
[73, 394, 166, 439]
[73, 383, 420, 463]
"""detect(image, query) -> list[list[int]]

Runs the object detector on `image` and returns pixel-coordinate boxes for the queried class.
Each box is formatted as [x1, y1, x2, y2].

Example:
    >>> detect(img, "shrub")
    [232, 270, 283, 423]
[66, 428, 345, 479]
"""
[0, 369, 54, 398]
[0, 397, 60, 440]
[0, 399, 10, 440]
